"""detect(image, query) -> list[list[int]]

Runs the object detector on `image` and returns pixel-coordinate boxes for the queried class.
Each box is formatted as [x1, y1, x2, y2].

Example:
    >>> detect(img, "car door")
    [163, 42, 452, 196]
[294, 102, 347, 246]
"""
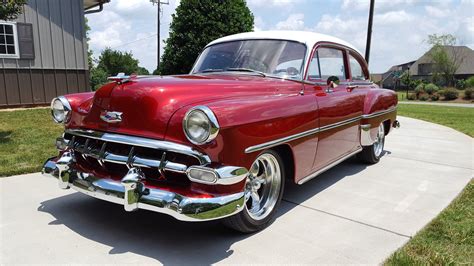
[305, 45, 364, 172]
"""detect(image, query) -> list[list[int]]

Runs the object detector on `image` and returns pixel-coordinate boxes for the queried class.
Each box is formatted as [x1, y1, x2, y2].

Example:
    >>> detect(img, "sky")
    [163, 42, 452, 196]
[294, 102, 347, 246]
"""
[87, 0, 474, 74]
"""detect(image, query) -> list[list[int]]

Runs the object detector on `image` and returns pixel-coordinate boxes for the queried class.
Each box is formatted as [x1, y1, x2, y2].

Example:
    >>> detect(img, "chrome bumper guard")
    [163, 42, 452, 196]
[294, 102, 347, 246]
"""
[42, 154, 246, 221]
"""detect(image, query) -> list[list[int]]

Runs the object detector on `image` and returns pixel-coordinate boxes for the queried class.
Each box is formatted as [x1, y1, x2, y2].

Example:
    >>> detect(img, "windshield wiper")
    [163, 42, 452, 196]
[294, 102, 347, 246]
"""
[226, 68, 266, 77]
[200, 69, 224, 73]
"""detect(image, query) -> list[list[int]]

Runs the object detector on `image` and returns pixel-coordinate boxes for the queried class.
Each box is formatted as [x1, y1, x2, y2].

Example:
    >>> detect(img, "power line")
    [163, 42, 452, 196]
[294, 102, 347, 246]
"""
[111, 33, 158, 49]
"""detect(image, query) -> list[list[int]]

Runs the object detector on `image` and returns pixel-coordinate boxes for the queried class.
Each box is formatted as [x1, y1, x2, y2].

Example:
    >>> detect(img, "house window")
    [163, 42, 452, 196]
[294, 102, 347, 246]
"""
[418, 63, 433, 75]
[0, 22, 19, 58]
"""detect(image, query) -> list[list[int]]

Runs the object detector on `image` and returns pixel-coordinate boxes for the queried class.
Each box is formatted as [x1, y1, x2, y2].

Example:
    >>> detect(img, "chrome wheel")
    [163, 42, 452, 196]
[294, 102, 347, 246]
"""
[373, 123, 385, 158]
[244, 153, 282, 221]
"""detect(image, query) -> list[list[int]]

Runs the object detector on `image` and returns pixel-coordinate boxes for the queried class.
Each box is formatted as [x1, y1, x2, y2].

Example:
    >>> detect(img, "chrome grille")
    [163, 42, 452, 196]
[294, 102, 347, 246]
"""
[61, 129, 209, 176]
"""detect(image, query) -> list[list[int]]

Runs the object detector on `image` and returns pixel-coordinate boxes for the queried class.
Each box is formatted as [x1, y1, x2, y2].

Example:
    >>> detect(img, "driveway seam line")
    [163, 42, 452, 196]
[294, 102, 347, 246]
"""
[282, 198, 412, 239]
[385, 155, 473, 170]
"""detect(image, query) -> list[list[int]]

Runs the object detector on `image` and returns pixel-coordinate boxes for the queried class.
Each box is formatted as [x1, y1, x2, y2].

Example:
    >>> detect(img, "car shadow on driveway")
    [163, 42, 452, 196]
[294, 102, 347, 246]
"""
[37, 155, 370, 264]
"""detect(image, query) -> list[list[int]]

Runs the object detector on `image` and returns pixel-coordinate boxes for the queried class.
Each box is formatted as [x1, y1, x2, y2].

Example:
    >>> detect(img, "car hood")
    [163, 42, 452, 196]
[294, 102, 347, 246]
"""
[71, 74, 300, 140]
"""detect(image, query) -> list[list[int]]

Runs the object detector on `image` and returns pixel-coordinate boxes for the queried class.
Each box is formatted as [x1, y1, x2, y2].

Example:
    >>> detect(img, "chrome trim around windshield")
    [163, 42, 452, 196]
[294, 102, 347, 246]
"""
[65, 129, 211, 164]
[191, 38, 308, 82]
[245, 107, 396, 154]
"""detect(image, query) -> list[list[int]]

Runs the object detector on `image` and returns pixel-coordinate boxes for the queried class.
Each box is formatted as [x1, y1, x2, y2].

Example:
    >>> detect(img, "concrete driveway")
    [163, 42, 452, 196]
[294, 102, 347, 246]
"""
[0, 116, 472, 264]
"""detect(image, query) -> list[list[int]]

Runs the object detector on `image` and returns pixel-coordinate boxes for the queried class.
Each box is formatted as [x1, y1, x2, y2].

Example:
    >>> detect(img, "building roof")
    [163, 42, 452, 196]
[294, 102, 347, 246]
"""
[409, 46, 474, 75]
[84, 0, 110, 10]
[207, 31, 362, 55]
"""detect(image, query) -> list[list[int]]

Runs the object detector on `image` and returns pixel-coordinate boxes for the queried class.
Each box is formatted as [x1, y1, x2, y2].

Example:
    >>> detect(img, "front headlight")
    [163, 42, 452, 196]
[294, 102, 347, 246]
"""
[50, 96, 72, 123]
[183, 106, 219, 145]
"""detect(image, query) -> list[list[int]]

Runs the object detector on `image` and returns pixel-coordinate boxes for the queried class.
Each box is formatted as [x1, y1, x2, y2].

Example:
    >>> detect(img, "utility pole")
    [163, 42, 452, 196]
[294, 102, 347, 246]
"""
[150, 0, 169, 71]
[365, 0, 375, 65]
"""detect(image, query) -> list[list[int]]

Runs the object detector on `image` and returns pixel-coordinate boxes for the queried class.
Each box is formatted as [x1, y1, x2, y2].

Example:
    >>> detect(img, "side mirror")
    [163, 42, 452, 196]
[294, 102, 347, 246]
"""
[327, 76, 340, 88]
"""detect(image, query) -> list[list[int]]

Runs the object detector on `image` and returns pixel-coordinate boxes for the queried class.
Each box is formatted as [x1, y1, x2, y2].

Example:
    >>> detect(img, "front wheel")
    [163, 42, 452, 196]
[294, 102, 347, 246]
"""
[223, 150, 285, 233]
[359, 122, 385, 164]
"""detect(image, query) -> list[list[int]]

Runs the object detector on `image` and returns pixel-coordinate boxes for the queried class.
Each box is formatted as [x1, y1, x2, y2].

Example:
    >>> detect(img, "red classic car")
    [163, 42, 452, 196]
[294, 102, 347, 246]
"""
[43, 31, 399, 233]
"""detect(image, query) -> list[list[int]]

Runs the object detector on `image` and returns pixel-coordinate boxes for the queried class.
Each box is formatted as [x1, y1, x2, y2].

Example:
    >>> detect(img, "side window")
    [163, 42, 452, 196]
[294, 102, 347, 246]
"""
[349, 54, 366, 80]
[307, 47, 346, 80]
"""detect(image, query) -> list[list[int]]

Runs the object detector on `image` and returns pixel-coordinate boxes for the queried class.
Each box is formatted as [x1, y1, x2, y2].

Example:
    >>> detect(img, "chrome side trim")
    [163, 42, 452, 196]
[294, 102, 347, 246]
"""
[361, 107, 397, 119]
[245, 127, 320, 154]
[319, 116, 361, 133]
[245, 116, 360, 154]
[65, 129, 211, 164]
[297, 148, 362, 185]
[245, 107, 397, 154]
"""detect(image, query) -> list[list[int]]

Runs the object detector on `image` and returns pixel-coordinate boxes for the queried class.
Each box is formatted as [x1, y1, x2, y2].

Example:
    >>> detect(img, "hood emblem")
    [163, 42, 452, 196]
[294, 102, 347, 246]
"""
[100, 111, 123, 124]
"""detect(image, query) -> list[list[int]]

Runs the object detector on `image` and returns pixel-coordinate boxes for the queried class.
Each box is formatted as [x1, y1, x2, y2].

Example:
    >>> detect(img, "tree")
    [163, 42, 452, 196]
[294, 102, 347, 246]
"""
[84, 18, 94, 70]
[0, 0, 27, 21]
[91, 48, 149, 90]
[96, 48, 140, 76]
[137, 67, 150, 75]
[426, 34, 465, 86]
[160, 0, 254, 75]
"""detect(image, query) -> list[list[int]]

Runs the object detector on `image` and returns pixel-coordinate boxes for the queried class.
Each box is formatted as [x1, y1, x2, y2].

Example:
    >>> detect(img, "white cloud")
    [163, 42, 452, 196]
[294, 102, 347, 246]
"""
[254, 16, 265, 31]
[342, 0, 422, 12]
[248, 0, 305, 8]
[425, 6, 448, 18]
[87, 0, 181, 72]
[375, 10, 414, 25]
[275, 13, 305, 30]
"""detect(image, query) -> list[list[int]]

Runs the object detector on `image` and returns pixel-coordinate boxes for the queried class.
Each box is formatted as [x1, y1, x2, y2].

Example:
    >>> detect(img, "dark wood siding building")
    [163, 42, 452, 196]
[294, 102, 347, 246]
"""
[0, 0, 100, 108]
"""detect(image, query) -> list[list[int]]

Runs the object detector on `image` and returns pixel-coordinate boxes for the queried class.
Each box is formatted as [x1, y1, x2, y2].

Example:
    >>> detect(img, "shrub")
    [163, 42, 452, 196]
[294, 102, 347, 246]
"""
[407, 93, 416, 100]
[414, 83, 425, 94]
[419, 94, 429, 101]
[443, 88, 459, 100]
[465, 76, 474, 88]
[424, 83, 440, 95]
[430, 94, 440, 101]
[464, 88, 473, 100]
[456, 79, 466, 90]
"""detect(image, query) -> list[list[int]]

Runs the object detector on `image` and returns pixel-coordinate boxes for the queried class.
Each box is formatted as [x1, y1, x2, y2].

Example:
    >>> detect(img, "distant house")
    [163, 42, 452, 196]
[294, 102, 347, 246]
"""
[0, 0, 109, 108]
[378, 61, 415, 89]
[409, 46, 474, 81]
[377, 46, 474, 89]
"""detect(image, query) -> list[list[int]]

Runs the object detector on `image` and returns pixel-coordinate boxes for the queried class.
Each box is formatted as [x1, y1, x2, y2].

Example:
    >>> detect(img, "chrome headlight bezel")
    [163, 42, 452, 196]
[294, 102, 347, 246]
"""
[50, 96, 72, 124]
[183, 106, 219, 145]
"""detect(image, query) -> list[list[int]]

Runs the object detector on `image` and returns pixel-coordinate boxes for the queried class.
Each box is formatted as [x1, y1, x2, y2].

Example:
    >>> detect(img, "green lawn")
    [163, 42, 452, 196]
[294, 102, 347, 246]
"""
[0, 108, 62, 177]
[386, 180, 473, 265]
[397, 104, 474, 137]
[386, 104, 474, 265]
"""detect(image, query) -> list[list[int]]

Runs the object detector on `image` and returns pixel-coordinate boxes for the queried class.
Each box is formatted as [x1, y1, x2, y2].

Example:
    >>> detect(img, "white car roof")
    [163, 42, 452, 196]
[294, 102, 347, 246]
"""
[207, 31, 362, 56]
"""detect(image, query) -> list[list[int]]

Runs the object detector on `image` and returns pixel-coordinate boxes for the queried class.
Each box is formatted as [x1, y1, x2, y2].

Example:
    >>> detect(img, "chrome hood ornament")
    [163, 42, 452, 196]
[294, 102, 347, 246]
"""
[100, 111, 123, 123]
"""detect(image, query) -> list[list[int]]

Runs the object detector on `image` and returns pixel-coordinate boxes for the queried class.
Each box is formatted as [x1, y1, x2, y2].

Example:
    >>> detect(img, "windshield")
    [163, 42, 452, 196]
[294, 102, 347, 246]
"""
[192, 40, 307, 80]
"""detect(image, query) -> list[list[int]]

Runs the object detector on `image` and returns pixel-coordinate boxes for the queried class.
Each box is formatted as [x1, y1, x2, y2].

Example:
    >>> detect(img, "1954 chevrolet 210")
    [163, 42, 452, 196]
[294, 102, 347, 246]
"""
[43, 31, 399, 233]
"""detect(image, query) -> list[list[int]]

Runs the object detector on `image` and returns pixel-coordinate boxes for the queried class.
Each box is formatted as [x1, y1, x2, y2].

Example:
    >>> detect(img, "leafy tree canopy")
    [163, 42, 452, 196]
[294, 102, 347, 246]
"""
[160, 0, 254, 75]
[97, 48, 140, 76]
[0, 0, 26, 21]
[426, 34, 464, 86]
[90, 48, 149, 90]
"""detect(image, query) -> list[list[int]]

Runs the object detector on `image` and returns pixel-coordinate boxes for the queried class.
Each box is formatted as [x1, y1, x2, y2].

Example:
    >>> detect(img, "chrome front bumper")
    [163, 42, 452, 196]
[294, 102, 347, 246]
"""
[42, 156, 245, 222]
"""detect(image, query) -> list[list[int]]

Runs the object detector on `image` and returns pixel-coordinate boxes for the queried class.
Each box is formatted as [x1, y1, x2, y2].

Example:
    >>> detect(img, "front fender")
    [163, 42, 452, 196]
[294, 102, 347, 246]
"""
[165, 92, 318, 171]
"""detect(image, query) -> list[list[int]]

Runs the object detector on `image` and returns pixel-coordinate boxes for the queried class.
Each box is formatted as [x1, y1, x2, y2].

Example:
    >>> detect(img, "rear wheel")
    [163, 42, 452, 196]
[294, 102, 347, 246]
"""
[223, 150, 285, 233]
[359, 122, 385, 164]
